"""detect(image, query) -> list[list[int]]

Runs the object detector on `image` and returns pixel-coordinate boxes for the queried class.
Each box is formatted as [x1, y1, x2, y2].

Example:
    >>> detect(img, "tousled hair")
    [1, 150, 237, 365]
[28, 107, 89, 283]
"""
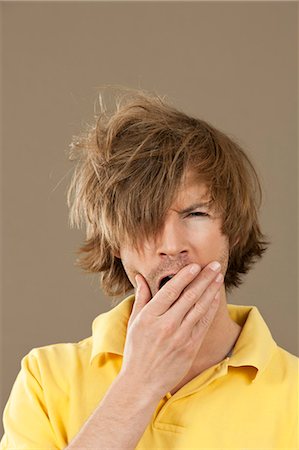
[67, 86, 269, 298]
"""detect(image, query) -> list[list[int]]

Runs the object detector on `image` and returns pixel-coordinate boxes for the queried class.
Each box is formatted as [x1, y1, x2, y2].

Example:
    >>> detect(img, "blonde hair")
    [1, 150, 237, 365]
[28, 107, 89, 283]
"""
[67, 86, 269, 298]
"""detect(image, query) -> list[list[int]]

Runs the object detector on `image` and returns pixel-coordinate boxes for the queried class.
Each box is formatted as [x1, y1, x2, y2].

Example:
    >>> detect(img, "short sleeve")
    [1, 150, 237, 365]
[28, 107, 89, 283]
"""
[0, 351, 59, 450]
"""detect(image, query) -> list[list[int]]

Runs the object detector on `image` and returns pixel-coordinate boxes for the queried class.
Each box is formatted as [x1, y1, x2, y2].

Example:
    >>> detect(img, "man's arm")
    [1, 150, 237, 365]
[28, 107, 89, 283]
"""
[66, 370, 161, 450]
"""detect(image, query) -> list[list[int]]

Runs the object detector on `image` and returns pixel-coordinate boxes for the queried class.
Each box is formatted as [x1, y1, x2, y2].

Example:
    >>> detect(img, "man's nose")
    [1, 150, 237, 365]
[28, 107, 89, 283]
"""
[156, 216, 188, 258]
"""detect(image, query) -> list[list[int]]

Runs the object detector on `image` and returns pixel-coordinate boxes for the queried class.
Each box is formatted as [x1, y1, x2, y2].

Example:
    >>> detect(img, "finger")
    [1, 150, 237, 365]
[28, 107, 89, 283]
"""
[163, 261, 222, 325]
[130, 274, 152, 322]
[180, 271, 223, 332]
[148, 263, 201, 316]
[189, 292, 221, 342]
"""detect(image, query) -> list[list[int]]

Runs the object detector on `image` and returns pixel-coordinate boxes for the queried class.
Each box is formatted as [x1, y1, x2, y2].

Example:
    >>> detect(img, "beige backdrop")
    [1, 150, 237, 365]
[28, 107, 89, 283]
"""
[0, 1, 298, 436]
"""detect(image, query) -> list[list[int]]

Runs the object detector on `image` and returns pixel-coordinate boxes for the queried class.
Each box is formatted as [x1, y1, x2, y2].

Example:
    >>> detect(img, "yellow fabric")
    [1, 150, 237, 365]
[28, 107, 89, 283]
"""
[1, 295, 298, 449]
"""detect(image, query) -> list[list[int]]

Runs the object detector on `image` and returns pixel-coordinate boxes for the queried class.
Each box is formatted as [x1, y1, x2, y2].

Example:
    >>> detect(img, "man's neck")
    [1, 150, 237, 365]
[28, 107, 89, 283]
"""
[191, 288, 242, 374]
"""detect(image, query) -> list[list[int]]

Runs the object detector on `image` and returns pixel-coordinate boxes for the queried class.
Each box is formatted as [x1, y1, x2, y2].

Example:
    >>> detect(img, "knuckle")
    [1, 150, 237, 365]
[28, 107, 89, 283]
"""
[193, 301, 205, 315]
[162, 319, 176, 335]
[199, 312, 211, 328]
[184, 340, 195, 356]
[133, 314, 150, 334]
[136, 313, 148, 327]
[172, 333, 183, 349]
[183, 288, 196, 303]
[163, 284, 179, 301]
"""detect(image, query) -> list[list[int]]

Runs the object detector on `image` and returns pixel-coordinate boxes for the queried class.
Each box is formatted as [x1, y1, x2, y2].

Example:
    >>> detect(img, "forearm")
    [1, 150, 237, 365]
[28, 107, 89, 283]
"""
[66, 371, 161, 450]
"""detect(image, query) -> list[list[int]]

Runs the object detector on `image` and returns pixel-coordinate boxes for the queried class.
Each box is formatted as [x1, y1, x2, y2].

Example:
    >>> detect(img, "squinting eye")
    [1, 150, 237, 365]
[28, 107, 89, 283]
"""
[188, 212, 209, 217]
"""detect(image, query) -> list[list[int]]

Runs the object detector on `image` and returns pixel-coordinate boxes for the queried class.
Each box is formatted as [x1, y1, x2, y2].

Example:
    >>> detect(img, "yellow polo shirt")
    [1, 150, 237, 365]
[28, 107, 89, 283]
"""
[1, 295, 298, 449]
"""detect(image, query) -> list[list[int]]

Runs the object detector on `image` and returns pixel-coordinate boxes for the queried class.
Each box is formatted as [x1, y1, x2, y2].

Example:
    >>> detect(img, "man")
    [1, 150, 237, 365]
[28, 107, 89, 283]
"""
[1, 88, 298, 449]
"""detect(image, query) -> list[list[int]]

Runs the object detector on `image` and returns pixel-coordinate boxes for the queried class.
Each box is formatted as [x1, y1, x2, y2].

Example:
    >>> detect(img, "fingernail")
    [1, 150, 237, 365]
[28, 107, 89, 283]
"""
[190, 264, 200, 274]
[215, 273, 223, 283]
[209, 261, 221, 271]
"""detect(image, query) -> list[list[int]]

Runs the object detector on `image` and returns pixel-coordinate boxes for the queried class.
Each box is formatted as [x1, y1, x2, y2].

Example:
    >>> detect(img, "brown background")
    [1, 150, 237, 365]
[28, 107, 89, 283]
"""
[0, 1, 298, 437]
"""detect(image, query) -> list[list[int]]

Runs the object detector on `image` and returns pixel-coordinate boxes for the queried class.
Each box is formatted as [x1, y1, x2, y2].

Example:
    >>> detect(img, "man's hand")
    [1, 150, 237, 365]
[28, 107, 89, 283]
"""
[120, 262, 223, 397]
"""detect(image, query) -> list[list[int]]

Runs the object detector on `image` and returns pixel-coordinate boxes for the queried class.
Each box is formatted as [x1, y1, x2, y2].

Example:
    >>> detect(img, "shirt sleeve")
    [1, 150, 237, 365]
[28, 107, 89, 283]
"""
[0, 351, 60, 450]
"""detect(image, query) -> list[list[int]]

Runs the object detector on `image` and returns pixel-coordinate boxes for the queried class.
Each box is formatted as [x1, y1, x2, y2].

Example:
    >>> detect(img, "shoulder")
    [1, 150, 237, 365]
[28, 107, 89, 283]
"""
[274, 345, 298, 370]
[267, 345, 299, 388]
[22, 337, 93, 386]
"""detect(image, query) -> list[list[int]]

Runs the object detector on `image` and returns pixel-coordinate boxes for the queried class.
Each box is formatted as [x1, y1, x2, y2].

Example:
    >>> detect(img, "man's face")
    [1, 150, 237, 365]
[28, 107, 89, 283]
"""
[118, 169, 230, 298]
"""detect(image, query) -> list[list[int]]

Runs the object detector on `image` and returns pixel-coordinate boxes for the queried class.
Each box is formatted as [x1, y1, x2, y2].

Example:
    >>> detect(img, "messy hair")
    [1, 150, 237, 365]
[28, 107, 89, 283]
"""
[67, 86, 269, 298]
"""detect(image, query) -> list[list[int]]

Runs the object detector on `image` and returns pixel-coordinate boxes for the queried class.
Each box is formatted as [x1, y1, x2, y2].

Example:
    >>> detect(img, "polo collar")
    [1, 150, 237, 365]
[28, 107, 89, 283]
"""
[89, 295, 277, 381]
[225, 303, 277, 381]
[90, 295, 135, 365]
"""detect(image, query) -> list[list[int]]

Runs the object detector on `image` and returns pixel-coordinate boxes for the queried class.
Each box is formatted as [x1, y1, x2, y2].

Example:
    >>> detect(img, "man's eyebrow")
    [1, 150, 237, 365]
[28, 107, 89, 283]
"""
[175, 201, 213, 215]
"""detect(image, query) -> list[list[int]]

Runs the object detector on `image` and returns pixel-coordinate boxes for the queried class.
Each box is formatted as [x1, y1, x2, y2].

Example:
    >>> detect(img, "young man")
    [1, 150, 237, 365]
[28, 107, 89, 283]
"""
[1, 89, 298, 449]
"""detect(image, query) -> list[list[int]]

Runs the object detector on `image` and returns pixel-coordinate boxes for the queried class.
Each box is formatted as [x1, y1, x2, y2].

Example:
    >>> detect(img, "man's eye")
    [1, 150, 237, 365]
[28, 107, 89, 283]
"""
[188, 212, 209, 217]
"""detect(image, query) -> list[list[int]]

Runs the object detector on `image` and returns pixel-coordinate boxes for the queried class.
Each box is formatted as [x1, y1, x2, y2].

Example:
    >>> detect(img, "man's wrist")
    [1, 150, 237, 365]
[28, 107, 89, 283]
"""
[117, 368, 164, 410]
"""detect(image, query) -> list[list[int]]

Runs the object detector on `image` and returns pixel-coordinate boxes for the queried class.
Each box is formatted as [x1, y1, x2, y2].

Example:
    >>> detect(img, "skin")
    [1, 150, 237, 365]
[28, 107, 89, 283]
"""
[117, 169, 242, 394]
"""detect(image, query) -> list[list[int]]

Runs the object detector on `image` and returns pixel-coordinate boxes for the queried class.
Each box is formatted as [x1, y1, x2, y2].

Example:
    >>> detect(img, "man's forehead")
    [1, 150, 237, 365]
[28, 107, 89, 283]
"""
[179, 167, 205, 185]
[174, 169, 210, 204]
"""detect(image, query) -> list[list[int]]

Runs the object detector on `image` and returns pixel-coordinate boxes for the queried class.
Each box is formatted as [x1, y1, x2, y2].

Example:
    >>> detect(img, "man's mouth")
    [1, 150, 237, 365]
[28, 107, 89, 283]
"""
[158, 274, 175, 290]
